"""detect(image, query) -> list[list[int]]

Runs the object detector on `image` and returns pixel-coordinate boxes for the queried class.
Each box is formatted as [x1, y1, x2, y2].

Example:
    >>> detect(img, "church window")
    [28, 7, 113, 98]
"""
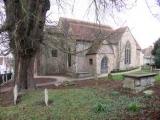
[89, 59, 93, 65]
[125, 41, 131, 64]
[51, 49, 58, 57]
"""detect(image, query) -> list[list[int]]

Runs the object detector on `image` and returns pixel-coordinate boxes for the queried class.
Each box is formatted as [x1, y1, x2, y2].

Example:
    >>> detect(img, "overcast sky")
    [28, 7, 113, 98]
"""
[47, 0, 160, 49]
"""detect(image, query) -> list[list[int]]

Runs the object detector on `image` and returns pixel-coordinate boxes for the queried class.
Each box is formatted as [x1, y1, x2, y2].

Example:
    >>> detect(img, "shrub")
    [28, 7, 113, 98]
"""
[127, 103, 141, 112]
[93, 103, 107, 113]
[110, 91, 119, 96]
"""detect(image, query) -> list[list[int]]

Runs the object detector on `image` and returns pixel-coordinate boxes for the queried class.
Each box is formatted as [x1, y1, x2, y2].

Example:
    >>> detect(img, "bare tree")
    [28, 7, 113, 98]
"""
[145, 0, 160, 20]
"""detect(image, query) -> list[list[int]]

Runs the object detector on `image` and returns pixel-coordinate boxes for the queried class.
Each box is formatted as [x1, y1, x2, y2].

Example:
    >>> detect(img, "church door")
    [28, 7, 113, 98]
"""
[101, 57, 108, 73]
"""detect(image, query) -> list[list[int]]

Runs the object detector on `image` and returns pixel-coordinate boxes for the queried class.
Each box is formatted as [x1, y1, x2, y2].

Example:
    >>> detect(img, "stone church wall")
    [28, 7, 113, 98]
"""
[37, 46, 67, 75]
[119, 28, 139, 70]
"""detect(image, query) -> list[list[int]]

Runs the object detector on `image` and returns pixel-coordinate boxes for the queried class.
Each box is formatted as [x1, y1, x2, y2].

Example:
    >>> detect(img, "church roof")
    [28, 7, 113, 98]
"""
[86, 27, 127, 55]
[59, 17, 113, 30]
[58, 17, 113, 41]
[46, 17, 141, 54]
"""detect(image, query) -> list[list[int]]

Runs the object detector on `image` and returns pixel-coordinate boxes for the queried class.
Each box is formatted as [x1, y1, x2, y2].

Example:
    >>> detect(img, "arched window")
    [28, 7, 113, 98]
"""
[125, 41, 131, 64]
[101, 57, 108, 73]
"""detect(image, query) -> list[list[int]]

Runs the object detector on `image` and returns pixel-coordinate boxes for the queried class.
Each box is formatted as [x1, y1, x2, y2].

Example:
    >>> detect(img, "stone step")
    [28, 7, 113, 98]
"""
[76, 72, 92, 78]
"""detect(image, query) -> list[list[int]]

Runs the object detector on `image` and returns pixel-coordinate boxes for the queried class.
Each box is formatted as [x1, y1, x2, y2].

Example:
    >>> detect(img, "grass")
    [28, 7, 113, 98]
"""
[111, 67, 139, 73]
[110, 72, 160, 82]
[127, 103, 141, 112]
[109, 74, 124, 81]
[155, 74, 160, 82]
[0, 88, 151, 120]
[141, 65, 151, 72]
[132, 71, 150, 74]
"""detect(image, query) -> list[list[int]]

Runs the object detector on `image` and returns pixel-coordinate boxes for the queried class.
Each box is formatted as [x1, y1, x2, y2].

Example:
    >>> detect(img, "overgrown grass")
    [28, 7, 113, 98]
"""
[141, 65, 151, 72]
[110, 74, 124, 81]
[106, 74, 124, 81]
[132, 71, 150, 74]
[127, 103, 141, 112]
[155, 74, 160, 82]
[0, 88, 150, 120]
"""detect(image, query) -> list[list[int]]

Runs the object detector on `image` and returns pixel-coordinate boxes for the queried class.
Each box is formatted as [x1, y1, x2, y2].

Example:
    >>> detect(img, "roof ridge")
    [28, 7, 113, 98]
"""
[59, 17, 113, 30]
[114, 26, 128, 31]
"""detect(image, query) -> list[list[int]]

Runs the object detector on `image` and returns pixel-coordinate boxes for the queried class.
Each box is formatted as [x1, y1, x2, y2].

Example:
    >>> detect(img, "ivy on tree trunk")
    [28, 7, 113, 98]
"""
[2, 0, 50, 90]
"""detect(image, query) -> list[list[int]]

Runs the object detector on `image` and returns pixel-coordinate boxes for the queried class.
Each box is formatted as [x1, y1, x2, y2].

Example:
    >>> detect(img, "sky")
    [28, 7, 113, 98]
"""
[47, 0, 160, 49]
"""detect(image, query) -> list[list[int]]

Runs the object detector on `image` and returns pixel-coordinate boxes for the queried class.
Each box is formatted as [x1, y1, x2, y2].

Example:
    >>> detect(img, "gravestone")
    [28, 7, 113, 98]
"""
[123, 73, 157, 93]
[13, 84, 18, 105]
[44, 88, 48, 106]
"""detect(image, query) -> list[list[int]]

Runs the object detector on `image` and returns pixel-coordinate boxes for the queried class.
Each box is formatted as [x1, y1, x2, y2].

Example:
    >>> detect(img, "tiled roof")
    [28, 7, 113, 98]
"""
[58, 17, 113, 41]
[46, 17, 141, 54]
[142, 46, 153, 57]
[86, 27, 127, 55]
[59, 17, 113, 29]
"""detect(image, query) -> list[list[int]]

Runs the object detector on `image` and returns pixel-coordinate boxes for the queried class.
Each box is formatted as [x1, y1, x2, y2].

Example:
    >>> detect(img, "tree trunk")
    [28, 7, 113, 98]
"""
[2, 0, 50, 90]
[14, 54, 36, 90]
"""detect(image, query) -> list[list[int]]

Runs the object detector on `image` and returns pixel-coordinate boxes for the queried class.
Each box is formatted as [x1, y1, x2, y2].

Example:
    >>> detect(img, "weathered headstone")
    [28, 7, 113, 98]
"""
[11, 73, 14, 80]
[2, 75, 4, 83]
[44, 88, 48, 106]
[123, 73, 157, 93]
[5, 74, 8, 82]
[13, 84, 18, 105]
